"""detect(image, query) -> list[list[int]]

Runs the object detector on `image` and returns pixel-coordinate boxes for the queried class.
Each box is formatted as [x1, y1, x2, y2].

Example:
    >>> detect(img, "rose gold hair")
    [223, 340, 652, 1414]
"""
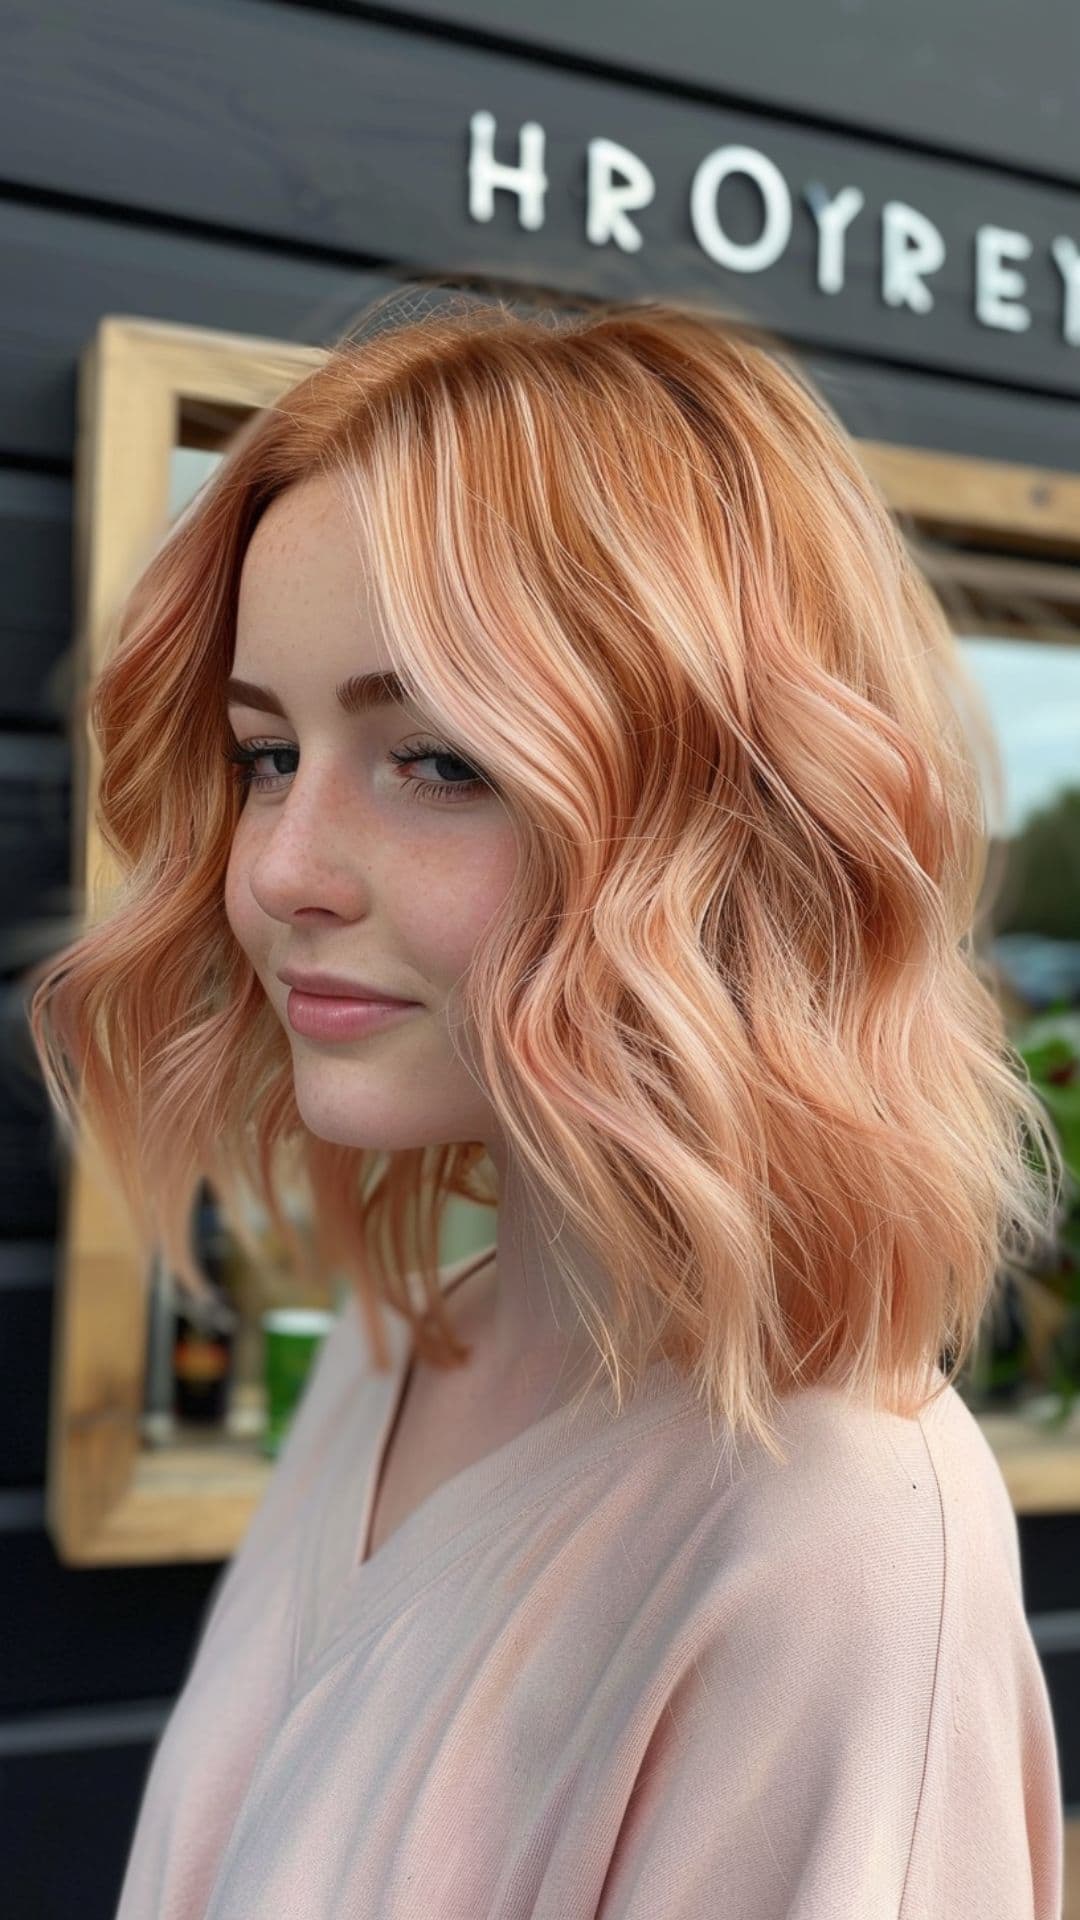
[22, 288, 1064, 1466]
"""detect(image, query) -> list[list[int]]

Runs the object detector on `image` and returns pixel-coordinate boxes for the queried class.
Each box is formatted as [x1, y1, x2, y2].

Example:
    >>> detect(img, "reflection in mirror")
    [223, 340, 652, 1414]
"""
[957, 626, 1080, 1416]
[960, 631, 1080, 1015]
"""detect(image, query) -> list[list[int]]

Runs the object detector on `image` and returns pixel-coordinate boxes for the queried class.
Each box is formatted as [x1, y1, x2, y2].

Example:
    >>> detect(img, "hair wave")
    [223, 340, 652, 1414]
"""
[23, 287, 1065, 1467]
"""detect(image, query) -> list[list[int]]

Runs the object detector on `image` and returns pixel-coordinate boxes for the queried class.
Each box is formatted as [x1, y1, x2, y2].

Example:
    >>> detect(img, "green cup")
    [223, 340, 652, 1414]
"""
[260, 1306, 337, 1458]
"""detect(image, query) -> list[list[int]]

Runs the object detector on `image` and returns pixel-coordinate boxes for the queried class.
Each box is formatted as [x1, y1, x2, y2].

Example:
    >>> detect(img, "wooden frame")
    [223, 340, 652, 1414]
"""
[46, 314, 1080, 1568]
[51, 317, 324, 1567]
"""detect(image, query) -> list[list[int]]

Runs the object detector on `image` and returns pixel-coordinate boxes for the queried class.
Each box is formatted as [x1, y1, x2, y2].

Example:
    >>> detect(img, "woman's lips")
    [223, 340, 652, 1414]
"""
[285, 989, 420, 1042]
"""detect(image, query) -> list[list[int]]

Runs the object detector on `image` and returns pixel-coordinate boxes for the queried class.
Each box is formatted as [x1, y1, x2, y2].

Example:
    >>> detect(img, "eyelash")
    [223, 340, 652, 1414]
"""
[221, 736, 488, 806]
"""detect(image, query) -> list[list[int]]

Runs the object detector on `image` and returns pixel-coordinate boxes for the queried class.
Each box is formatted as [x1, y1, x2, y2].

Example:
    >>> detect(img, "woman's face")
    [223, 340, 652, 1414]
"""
[224, 472, 518, 1153]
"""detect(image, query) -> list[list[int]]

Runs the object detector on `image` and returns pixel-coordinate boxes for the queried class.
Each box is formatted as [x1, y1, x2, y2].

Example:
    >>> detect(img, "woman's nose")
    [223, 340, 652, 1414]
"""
[246, 776, 380, 924]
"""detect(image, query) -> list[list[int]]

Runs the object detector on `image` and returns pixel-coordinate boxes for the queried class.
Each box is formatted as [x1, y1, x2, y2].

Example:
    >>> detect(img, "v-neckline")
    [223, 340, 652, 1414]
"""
[352, 1244, 498, 1577]
[304, 1245, 690, 1648]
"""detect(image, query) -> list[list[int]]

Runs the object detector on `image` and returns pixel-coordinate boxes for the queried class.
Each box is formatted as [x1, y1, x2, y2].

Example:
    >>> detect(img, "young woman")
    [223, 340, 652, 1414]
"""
[28, 292, 1064, 1917]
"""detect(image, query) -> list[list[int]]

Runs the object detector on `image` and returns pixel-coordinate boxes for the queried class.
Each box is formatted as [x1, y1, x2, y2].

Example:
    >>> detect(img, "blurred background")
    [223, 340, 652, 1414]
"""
[2, 1, 1080, 1912]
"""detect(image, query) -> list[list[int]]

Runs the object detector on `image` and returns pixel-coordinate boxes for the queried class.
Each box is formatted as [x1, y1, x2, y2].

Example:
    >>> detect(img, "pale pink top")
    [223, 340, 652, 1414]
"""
[115, 1245, 1063, 1918]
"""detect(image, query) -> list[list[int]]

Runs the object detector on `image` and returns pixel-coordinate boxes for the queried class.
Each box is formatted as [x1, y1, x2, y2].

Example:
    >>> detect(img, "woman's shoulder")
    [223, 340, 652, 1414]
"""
[646, 1364, 1023, 1634]
[599, 1374, 1059, 1920]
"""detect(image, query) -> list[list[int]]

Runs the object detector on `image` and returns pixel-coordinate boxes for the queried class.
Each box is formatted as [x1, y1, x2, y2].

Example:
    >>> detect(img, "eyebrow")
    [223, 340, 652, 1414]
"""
[225, 670, 412, 717]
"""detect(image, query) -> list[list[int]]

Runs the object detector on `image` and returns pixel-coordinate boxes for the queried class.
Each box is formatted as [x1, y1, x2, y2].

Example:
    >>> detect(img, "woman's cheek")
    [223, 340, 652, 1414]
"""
[222, 847, 261, 970]
[403, 839, 517, 980]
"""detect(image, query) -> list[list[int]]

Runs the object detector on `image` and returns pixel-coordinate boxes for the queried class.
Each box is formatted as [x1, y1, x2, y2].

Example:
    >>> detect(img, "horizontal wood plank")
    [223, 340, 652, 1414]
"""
[1, 3, 1078, 393]
[360, 0, 1080, 187]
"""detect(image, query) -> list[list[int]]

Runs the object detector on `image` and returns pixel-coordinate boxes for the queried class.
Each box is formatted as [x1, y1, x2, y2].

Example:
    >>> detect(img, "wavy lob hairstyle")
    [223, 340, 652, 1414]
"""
[24, 289, 1065, 1466]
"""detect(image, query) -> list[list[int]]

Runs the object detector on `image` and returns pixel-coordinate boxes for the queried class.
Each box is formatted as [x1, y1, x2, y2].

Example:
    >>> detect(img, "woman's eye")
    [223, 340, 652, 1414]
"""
[222, 740, 297, 794]
[386, 743, 489, 804]
[221, 737, 489, 806]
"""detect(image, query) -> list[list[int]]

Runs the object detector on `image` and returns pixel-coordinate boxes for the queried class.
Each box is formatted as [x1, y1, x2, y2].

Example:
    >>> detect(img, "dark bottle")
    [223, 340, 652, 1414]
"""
[172, 1184, 239, 1426]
